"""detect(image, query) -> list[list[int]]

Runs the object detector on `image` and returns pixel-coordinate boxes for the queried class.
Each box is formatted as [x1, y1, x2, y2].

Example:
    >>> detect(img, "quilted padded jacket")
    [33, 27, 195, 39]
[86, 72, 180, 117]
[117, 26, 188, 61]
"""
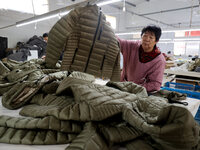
[0, 59, 199, 150]
[45, 4, 120, 81]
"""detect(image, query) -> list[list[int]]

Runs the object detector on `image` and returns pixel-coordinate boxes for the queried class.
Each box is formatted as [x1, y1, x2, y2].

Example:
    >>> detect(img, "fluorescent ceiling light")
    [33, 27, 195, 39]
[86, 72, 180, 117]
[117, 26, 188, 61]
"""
[0, 0, 48, 15]
[116, 28, 200, 35]
[16, 0, 121, 27]
[159, 38, 200, 43]
[97, 0, 122, 6]
[60, 11, 70, 16]
[16, 14, 59, 27]
[174, 38, 200, 41]
[162, 28, 200, 32]
[16, 0, 95, 27]
[159, 42, 173, 43]
[16, 10, 70, 27]
[174, 41, 200, 43]
[116, 32, 140, 35]
[160, 39, 172, 41]
[130, 38, 173, 41]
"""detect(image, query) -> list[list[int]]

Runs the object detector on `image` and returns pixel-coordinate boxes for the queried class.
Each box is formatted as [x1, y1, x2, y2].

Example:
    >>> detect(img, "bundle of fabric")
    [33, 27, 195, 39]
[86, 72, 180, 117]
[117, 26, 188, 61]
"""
[45, 4, 120, 81]
[5, 38, 46, 62]
[26, 35, 47, 58]
[0, 59, 199, 150]
[6, 48, 31, 62]
[188, 58, 200, 72]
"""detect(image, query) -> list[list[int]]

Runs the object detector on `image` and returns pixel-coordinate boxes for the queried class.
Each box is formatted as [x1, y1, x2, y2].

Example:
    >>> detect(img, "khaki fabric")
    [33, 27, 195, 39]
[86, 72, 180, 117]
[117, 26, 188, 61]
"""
[66, 122, 109, 150]
[69, 71, 95, 83]
[126, 138, 155, 150]
[45, 4, 120, 81]
[152, 89, 187, 101]
[0, 60, 10, 75]
[0, 59, 199, 150]
[188, 58, 200, 71]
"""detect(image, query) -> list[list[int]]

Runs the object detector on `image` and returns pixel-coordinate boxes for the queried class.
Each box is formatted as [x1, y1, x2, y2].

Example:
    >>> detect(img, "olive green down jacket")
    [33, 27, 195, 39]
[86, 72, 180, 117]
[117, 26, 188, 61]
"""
[0, 59, 199, 150]
[45, 4, 120, 81]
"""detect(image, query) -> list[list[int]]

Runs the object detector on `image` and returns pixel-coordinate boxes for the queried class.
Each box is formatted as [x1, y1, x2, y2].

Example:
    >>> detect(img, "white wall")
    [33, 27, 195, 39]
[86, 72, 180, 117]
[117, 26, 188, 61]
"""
[0, 0, 87, 48]
[0, 13, 58, 48]
[1, 4, 199, 57]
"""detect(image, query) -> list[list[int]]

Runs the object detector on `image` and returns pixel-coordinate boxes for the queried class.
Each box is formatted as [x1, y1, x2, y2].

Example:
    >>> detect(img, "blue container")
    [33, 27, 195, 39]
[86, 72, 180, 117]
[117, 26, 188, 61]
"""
[162, 82, 200, 100]
[162, 82, 200, 124]
[164, 82, 200, 91]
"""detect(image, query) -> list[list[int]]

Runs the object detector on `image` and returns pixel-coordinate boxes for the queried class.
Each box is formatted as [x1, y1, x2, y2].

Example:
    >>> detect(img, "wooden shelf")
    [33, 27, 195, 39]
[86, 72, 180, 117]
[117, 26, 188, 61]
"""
[164, 69, 200, 78]
[164, 69, 200, 85]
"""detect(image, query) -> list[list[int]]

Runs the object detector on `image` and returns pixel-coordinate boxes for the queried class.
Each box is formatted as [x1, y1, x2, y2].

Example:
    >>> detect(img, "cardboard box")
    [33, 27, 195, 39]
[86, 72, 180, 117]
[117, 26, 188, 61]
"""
[176, 79, 198, 85]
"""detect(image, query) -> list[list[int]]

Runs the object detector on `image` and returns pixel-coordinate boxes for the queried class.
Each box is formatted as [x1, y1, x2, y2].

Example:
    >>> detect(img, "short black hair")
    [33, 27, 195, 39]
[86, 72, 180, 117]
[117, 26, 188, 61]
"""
[167, 51, 171, 54]
[141, 25, 161, 42]
[43, 33, 48, 38]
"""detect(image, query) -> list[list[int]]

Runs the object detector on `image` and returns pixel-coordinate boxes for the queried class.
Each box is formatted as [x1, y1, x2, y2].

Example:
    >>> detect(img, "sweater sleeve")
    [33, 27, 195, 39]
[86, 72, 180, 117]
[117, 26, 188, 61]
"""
[116, 36, 137, 55]
[116, 36, 139, 82]
[116, 36, 130, 82]
[45, 8, 81, 68]
[143, 58, 166, 92]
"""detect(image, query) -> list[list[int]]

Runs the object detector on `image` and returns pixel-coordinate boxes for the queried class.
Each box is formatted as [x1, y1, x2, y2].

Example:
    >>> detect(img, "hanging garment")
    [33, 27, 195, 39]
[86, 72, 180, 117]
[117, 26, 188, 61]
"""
[45, 4, 120, 81]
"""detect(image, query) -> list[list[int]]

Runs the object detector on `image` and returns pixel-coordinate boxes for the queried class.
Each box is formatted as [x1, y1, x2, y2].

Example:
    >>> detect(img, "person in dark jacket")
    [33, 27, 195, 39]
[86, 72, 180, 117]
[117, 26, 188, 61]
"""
[41, 33, 48, 59]
[26, 33, 48, 59]
[42, 33, 48, 43]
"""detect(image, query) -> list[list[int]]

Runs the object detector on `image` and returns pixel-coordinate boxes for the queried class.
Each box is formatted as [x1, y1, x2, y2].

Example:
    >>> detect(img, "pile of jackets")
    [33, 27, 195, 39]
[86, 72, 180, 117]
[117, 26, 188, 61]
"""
[26, 35, 47, 58]
[5, 35, 47, 62]
[0, 4, 199, 150]
[0, 58, 199, 150]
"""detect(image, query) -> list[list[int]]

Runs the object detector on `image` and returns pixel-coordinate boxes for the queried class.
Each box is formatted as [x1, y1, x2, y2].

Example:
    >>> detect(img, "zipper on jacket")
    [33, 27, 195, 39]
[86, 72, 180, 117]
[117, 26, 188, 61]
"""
[72, 48, 78, 64]
[100, 55, 105, 70]
[98, 25, 103, 40]
[84, 11, 102, 72]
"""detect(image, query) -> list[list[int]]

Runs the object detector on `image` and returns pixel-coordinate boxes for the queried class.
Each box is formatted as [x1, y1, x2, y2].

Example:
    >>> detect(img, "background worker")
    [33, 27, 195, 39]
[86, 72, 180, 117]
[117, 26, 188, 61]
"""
[41, 32, 48, 59]
[42, 33, 48, 43]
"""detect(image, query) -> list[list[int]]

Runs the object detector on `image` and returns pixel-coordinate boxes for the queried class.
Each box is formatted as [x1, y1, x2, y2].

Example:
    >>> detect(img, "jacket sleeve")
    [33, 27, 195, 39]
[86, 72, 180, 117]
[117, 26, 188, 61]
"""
[45, 8, 81, 68]
[116, 36, 137, 55]
[143, 58, 166, 92]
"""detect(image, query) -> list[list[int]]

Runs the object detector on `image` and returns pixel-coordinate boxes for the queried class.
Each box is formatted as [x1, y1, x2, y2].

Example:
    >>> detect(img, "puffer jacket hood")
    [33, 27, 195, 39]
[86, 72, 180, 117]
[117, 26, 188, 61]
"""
[45, 4, 120, 81]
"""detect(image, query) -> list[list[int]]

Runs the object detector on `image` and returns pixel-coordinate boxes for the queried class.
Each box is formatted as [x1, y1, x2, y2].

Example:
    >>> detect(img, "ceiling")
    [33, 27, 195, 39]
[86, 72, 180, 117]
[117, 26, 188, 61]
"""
[0, 0, 200, 32]
[103, 0, 200, 32]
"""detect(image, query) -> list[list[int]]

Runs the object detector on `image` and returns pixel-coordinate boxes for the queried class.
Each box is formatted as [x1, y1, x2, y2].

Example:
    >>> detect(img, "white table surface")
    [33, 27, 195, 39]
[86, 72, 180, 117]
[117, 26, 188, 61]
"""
[164, 69, 200, 78]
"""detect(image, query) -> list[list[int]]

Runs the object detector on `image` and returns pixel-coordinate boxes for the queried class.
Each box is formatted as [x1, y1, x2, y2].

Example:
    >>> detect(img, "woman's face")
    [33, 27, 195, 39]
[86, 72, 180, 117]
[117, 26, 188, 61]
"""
[141, 31, 158, 52]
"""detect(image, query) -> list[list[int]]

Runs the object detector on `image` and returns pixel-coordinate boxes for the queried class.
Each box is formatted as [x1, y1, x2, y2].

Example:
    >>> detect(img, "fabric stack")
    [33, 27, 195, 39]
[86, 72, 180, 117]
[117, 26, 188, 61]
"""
[0, 4, 199, 150]
[0, 58, 199, 150]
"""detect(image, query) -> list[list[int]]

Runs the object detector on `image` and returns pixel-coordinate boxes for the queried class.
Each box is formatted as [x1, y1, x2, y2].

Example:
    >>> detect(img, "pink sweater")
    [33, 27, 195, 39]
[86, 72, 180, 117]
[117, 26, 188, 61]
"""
[118, 38, 166, 92]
